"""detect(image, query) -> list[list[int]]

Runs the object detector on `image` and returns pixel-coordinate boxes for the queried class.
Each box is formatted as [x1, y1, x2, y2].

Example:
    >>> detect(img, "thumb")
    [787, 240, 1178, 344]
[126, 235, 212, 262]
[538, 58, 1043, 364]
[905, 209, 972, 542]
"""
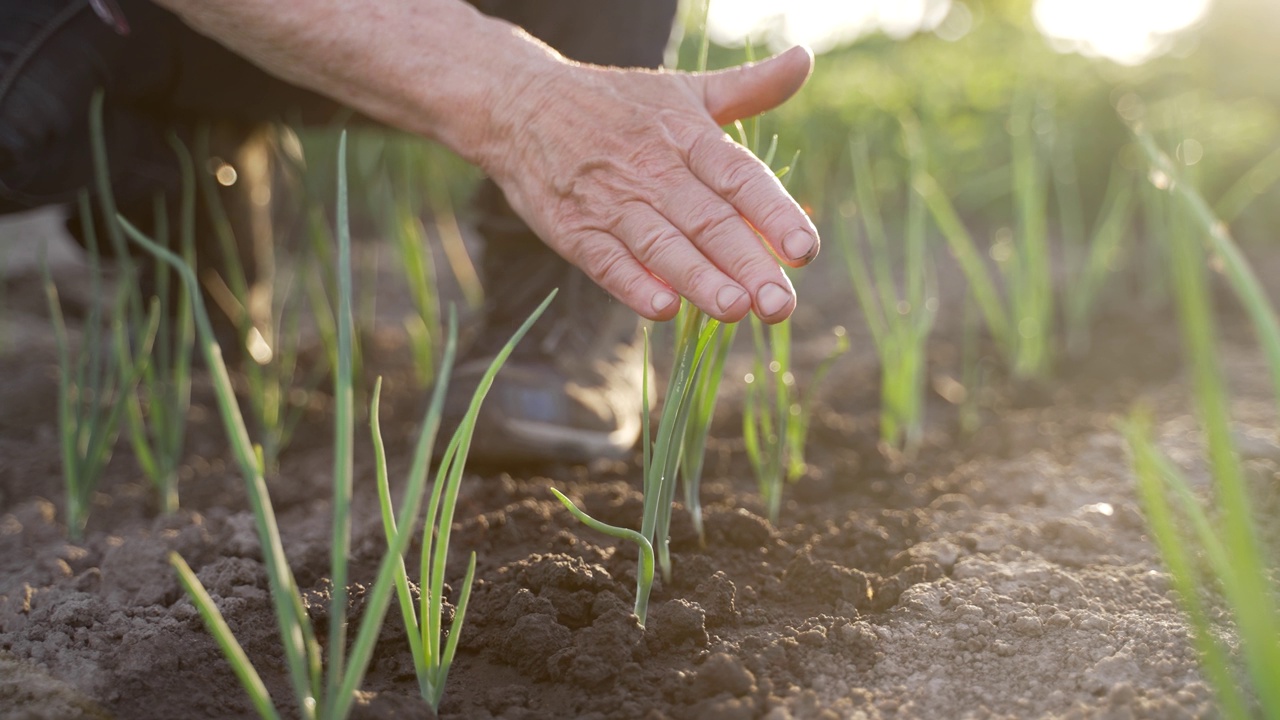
[696, 45, 814, 126]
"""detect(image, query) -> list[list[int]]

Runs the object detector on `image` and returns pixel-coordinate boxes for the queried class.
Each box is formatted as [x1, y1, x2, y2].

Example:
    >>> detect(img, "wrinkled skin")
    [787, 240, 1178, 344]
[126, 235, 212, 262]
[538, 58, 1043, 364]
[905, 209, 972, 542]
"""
[156, 0, 819, 323]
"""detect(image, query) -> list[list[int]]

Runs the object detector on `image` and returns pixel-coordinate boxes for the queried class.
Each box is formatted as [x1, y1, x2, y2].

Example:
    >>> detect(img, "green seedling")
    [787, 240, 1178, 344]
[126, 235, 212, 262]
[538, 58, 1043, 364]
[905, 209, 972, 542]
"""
[1063, 163, 1135, 356]
[551, 328, 677, 625]
[913, 97, 1056, 380]
[743, 316, 847, 523]
[1044, 102, 1136, 357]
[677, 303, 737, 545]
[560, 311, 723, 602]
[1008, 94, 1054, 377]
[550, 488, 655, 627]
[647, 319, 723, 582]
[731, 87, 840, 521]
[46, 185, 160, 539]
[84, 92, 195, 515]
[840, 127, 937, 455]
[1121, 138, 1280, 716]
[1135, 129, 1280, 418]
[145, 132, 547, 718]
[116, 139, 197, 515]
[375, 289, 553, 711]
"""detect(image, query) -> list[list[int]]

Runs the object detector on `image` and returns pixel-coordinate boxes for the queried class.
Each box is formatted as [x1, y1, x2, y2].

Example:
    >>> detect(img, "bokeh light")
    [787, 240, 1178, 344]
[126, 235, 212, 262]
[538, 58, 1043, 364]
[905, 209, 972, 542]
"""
[1033, 0, 1213, 65]
[706, 0, 953, 54]
[706, 0, 1213, 64]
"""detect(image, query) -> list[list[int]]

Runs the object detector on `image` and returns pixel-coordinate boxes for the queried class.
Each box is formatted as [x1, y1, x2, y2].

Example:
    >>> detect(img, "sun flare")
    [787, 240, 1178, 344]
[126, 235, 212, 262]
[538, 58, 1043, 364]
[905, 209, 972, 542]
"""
[706, 0, 1213, 64]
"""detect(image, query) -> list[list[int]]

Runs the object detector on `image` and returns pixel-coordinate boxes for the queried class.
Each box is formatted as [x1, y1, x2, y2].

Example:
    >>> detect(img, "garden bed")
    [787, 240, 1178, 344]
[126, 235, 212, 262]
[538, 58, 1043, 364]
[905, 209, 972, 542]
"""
[4, 219, 1275, 719]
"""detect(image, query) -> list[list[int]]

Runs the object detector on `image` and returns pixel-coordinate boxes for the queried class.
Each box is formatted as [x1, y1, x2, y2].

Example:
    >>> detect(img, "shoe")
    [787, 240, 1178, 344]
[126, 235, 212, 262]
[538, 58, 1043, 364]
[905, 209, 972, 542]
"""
[438, 204, 648, 465]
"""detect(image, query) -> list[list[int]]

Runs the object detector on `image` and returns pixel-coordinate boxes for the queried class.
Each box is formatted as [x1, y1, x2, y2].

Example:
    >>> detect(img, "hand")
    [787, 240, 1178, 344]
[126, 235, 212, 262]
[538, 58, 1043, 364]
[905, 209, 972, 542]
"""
[486, 46, 820, 324]
[152, 0, 818, 322]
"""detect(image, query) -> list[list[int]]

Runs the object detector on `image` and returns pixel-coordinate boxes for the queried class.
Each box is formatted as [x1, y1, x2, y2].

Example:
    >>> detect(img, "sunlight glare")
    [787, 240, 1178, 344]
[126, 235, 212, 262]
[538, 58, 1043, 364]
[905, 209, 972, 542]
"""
[706, 0, 1211, 64]
[706, 0, 952, 54]
[1033, 0, 1212, 65]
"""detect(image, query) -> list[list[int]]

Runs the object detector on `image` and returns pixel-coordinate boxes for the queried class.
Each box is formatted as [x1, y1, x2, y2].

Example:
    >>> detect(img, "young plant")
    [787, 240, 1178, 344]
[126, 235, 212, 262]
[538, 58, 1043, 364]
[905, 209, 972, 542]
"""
[1121, 132, 1280, 717]
[127, 132, 541, 718]
[45, 191, 159, 539]
[742, 316, 847, 523]
[374, 290, 553, 710]
[1062, 163, 1135, 356]
[731, 97, 843, 522]
[676, 303, 736, 545]
[84, 91, 195, 514]
[556, 314, 722, 619]
[1042, 95, 1137, 357]
[550, 488, 655, 627]
[912, 97, 1056, 379]
[839, 127, 937, 456]
[115, 139, 197, 514]
[1135, 130, 1280, 417]
[647, 319, 725, 581]
[550, 330, 668, 626]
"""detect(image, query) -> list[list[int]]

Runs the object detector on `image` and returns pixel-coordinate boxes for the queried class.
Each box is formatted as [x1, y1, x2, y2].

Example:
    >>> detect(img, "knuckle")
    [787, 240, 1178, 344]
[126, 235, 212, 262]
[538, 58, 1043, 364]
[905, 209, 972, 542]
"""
[723, 247, 775, 286]
[683, 265, 721, 298]
[688, 203, 743, 243]
[716, 158, 762, 200]
[632, 228, 686, 264]
[586, 242, 632, 289]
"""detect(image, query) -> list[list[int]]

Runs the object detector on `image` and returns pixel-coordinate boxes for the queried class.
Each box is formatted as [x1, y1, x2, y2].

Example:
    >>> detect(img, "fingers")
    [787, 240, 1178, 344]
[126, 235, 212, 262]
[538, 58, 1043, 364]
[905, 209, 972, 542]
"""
[608, 204, 756, 323]
[567, 200, 797, 324]
[697, 45, 814, 126]
[568, 230, 682, 322]
[652, 178, 798, 323]
[687, 130, 820, 269]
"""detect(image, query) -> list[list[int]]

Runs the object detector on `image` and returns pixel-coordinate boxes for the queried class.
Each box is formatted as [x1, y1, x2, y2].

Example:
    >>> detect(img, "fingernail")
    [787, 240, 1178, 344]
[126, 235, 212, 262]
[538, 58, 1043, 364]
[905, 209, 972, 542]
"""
[757, 282, 794, 318]
[716, 286, 748, 315]
[652, 290, 679, 315]
[783, 229, 818, 264]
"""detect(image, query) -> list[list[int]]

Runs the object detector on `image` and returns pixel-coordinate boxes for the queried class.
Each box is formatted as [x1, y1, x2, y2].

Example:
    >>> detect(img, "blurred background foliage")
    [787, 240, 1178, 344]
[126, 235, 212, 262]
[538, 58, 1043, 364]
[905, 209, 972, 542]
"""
[677, 0, 1280, 247]
[302, 0, 1279, 263]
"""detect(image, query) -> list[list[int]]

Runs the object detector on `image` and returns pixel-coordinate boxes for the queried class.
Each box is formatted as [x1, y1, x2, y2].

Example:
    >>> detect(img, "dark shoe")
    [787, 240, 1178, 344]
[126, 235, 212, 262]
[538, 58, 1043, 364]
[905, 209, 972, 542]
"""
[440, 225, 648, 465]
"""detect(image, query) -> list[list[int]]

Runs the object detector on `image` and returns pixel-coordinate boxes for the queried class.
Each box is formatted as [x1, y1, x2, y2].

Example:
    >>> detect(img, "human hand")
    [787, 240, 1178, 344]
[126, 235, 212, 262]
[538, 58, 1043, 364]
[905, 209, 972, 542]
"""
[151, 0, 816, 323]
[483, 46, 819, 324]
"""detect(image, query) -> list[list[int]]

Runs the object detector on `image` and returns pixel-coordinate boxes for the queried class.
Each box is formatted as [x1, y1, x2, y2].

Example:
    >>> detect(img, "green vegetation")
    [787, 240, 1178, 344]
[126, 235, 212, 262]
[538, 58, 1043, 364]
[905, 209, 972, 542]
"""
[122, 133, 545, 717]
[551, 487, 655, 627]
[743, 315, 846, 523]
[44, 193, 158, 539]
[913, 100, 1056, 380]
[840, 126, 935, 454]
[374, 288, 553, 710]
[552, 323, 707, 622]
[1123, 128, 1280, 719]
[117, 136, 197, 515]
[677, 304, 736, 544]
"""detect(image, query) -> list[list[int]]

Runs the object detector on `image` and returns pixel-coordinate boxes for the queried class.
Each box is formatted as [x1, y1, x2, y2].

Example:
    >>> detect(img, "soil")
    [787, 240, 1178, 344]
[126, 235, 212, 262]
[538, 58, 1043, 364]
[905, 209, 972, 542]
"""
[2, 208, 1278, 719]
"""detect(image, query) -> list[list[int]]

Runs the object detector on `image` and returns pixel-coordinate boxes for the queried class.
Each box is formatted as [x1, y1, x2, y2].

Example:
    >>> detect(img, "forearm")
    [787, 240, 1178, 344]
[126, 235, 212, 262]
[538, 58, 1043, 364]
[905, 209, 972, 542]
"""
[150, 0, 564, 174]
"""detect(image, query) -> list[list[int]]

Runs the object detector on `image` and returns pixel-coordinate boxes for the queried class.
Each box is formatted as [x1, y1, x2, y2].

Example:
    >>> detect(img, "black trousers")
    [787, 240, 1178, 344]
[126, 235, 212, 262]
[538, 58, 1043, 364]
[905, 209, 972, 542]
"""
[0, 0, 677, 266]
